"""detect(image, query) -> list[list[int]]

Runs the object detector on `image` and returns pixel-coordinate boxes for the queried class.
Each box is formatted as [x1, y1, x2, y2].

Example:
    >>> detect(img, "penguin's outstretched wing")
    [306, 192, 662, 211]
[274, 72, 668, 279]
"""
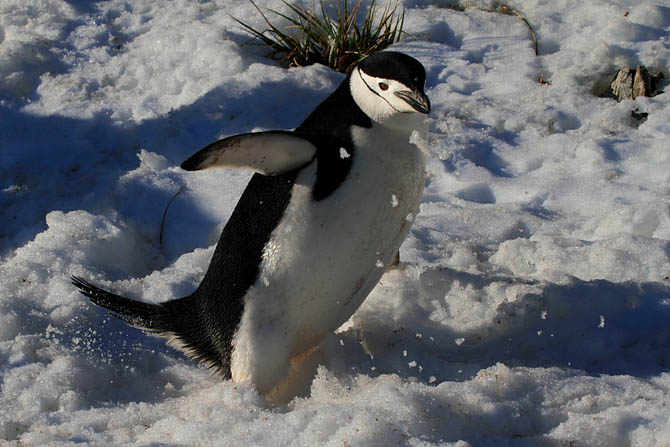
[181, 131, 316, 175]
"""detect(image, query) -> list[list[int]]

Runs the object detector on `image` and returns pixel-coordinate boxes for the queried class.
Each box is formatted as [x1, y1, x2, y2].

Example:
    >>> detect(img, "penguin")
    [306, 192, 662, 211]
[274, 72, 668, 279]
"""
[72, 51, 430, 403]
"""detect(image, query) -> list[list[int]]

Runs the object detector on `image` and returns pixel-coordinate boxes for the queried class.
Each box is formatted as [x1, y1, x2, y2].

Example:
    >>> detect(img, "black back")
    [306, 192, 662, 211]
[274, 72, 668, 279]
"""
[184, 172, 296, 375]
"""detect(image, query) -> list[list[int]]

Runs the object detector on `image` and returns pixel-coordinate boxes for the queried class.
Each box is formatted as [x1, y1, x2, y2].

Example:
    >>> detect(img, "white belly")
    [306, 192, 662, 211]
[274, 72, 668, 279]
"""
[231, 122, 426, 393]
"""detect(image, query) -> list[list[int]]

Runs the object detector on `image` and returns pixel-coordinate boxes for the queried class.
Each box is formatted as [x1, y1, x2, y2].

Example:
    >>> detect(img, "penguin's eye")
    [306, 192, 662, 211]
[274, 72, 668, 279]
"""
[378, 82, 389, 91]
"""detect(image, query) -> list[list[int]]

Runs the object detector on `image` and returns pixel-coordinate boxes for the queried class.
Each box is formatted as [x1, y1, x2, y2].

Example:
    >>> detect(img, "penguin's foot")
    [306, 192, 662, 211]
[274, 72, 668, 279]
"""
[389, 250, 400, 268]
[264, 343, 324, 406]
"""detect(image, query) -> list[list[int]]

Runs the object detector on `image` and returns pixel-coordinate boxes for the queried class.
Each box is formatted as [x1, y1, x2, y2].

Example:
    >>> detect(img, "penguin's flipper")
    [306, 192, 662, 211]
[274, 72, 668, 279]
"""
[181, 131, 316, 175]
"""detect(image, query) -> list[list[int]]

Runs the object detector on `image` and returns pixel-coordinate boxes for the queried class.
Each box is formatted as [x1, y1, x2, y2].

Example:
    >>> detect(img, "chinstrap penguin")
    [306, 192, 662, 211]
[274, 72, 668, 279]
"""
[73, 51, 430, 403]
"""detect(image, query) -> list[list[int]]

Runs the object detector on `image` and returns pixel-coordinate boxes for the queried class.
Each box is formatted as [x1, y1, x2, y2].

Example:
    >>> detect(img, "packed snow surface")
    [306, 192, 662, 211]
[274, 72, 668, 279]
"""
[1, 0, 669, 445]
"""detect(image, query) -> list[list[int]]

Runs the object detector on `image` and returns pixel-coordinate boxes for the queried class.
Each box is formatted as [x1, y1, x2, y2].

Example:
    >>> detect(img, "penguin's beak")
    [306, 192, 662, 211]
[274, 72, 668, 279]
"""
[394, 90, 431, 114]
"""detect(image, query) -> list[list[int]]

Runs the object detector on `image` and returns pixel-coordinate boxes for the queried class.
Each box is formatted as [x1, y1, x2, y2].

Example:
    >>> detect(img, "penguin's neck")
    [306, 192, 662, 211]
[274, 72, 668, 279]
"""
[296, 75, 427, 147]
[296, 77, 371, 141]
[374, 111, 428, 139]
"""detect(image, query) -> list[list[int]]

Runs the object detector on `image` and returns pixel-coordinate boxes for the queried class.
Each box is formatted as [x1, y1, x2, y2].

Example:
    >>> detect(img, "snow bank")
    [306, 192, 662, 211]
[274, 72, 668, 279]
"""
[1, 0, 669, 445]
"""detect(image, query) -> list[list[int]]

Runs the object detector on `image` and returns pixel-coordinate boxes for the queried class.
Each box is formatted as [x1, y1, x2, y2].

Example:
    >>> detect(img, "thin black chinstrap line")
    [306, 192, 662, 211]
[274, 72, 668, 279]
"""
[357, 68, 401, 113]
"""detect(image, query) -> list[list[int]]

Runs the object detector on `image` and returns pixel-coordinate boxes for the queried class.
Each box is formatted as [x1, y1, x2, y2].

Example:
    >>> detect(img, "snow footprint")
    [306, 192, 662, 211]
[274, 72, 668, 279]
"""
[455, 183, 496, 204]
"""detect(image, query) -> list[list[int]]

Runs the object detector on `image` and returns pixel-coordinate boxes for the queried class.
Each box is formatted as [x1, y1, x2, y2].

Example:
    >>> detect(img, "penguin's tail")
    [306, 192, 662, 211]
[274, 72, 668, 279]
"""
[72, 276, 227, 375]
[72, 276, 174, 333]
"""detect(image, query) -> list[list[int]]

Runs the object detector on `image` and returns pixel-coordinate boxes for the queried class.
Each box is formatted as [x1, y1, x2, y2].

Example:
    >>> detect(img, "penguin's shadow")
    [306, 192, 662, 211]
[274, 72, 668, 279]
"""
[330, 266, 670, 385]
[1, 74, 334, 258]
[1, 67, 338, 406]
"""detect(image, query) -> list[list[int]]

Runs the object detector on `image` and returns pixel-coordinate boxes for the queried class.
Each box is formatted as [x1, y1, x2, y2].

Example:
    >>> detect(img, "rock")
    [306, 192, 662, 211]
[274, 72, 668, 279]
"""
[610, 65, 664, 101]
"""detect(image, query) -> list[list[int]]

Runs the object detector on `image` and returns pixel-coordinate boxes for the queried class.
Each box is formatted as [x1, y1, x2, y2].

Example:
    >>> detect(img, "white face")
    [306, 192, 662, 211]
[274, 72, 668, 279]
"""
[349, 67, 429, 128]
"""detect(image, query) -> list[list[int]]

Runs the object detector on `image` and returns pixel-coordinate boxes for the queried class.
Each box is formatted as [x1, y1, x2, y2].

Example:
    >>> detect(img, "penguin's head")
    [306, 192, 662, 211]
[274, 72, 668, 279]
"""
[350, 51, 430, 127]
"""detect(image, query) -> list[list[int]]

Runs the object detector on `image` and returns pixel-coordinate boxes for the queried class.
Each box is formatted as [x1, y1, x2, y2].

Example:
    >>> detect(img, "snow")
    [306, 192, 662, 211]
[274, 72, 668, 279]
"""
[1, 0, 669, 445]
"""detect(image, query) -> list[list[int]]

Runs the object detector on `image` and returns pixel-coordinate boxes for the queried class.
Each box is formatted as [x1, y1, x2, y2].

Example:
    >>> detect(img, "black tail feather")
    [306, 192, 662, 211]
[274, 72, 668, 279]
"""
[72, 276, 167, 332]
[72, 275, 230, 376]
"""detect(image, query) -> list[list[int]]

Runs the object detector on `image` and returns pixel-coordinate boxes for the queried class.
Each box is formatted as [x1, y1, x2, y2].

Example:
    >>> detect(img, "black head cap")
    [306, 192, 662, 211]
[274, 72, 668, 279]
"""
[356, 51, 427, 91]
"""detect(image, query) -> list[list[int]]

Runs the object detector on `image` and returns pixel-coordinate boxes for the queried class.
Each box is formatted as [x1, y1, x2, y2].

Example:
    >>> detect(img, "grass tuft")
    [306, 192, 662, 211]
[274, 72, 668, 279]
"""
[234, 0, 405, 73]
[495, 4, 538, 56]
